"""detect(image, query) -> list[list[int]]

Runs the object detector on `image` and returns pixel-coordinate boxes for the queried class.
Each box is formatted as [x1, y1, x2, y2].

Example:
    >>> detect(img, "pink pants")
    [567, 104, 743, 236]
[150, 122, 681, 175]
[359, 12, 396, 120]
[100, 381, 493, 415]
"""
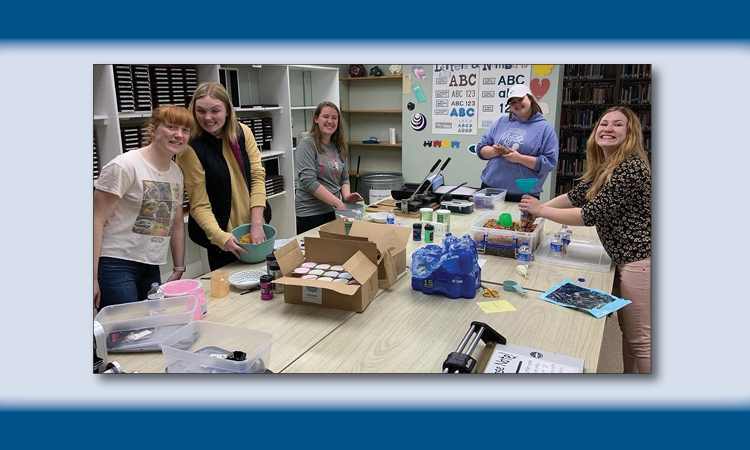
[614, 257, 651, 374]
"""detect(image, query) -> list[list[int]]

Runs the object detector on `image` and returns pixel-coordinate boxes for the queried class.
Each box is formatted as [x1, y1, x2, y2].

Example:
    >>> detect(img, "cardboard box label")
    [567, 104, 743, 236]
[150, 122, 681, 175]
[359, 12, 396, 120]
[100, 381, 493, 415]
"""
[302, 286, 323, 304]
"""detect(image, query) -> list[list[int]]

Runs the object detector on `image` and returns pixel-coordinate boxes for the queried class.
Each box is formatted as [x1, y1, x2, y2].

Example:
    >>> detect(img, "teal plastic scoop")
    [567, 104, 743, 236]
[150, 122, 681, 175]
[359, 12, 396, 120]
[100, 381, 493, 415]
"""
[515, 178, 538, 195]
[503, 280, 528, 297]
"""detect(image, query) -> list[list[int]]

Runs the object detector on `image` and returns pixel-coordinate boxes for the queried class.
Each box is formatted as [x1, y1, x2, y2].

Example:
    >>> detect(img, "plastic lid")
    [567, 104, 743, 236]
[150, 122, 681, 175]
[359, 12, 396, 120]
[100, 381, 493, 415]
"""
[522, 241, 529, 245]
[151, 282, 159, 287]
[266, 253, 276, 261]
[578, 278, 586, 282]
[260, 275, 274, 283]
[269, 261, 280, 270]
[413, 223, 422, 228]
[425, 224, 434, 230]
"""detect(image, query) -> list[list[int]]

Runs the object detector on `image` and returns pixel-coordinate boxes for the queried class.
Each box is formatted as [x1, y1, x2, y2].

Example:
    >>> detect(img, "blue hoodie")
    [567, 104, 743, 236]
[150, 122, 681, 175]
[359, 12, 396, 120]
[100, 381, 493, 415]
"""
[476, 112, 559, 196]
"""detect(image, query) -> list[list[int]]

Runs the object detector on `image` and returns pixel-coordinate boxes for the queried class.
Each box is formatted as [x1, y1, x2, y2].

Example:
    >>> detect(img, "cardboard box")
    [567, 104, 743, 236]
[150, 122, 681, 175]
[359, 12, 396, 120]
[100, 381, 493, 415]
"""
[318, 220, 411, 289]
[273, 237, 379, 313]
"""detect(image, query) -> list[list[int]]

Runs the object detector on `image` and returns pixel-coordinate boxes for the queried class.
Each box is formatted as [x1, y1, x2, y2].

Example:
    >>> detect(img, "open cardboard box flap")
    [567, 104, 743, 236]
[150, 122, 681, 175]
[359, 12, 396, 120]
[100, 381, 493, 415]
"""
[348, 221, 411, 255]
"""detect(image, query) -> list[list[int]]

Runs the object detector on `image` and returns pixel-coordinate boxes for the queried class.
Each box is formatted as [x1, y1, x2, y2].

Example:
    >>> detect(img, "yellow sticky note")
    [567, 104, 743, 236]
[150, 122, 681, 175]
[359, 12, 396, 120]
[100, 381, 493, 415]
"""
[476, 300, 517, 313]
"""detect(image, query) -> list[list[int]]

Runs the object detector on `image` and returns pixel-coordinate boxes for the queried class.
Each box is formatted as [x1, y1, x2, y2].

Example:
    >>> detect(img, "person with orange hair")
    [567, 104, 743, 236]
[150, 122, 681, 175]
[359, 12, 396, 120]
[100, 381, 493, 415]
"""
[94, 105, 192, 310]
[520, 106, 651, 373]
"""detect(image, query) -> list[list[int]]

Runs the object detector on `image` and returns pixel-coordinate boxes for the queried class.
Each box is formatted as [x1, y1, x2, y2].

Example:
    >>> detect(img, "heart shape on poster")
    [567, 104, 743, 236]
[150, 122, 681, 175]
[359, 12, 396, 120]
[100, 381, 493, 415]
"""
[412, 66, 426, 80]
[530, 78, 550, 100]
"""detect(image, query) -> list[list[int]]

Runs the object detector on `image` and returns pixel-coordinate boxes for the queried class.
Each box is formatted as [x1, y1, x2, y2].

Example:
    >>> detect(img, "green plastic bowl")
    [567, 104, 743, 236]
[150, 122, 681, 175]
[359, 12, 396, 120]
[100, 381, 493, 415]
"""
[230, 224, 277, 263]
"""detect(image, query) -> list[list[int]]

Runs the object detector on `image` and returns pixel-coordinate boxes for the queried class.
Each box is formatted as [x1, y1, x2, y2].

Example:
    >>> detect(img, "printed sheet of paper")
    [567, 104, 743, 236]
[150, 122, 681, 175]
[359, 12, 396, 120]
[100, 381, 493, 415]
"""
[483, 342, 584, 373]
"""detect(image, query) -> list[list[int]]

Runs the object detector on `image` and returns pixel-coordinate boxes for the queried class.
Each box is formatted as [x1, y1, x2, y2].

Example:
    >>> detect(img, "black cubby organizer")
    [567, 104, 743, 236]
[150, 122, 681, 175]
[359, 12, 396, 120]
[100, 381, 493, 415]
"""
[93, 131, 100, 181]
[238, 116, 274, 151]
[114, 65, 198, 112]
[556, 64, 652, 196]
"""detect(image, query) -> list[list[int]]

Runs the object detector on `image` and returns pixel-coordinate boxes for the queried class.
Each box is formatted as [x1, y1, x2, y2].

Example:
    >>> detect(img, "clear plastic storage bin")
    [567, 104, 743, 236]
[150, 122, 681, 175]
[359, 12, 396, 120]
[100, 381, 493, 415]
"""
[470, 211, 545, 258]
[94, 295, 197, 352]
[534, 236, 613, 272]
[473, 188, 507, 209]
[160, 321, 274, 373]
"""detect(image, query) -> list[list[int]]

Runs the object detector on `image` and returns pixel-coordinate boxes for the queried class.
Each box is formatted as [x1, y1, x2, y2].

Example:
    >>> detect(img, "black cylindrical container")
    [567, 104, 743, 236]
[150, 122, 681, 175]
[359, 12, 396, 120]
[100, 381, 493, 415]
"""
[266, 253, 277, 275]
[412, 223, 422, 241]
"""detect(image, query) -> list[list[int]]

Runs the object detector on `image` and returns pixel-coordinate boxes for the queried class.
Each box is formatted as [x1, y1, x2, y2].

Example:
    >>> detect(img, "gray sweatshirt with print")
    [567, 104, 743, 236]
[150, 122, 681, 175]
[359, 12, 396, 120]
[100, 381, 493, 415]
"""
[294, 135, 350, 217]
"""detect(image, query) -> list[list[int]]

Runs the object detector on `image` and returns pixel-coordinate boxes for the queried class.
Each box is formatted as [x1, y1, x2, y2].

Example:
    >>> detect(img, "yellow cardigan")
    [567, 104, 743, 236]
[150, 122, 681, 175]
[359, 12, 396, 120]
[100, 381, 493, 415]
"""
[176, 123, 266, 248]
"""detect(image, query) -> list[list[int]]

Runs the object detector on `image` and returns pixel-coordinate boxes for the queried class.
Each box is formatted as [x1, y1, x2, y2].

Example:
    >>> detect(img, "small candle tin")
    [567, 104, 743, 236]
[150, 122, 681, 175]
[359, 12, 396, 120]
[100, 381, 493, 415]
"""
[301, 262, 317, 269]
[317, 276, 334, 282]
[301, 275, 318, 280]
[308, 269, 324, 276]
[330, 265, 345, 271]
[314, 264, 331, 270]
[323, 270, 340, 277]
[337, 272, 353, 280]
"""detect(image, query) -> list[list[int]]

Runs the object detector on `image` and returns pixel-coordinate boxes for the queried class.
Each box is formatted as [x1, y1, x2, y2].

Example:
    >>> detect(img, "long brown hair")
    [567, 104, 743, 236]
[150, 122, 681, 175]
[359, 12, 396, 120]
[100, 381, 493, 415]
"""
[581, 106, 651, 200]
[188, 82, 238, 145]
[309, 101, 348, 159]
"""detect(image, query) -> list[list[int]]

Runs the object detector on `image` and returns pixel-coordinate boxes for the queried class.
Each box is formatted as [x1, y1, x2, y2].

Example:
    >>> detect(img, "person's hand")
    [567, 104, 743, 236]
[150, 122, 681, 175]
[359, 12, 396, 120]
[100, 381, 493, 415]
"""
[519, 195, 543, 216]
[334, 200, 347, 210]
[166, 271, 183, 283]
[492, 144, 510, 156]
[94, 279, 101, 309]
[503, 147, 520, 164]
[250, 223, 267, 244]
[223, 235, 249, 258]
[343, 192, 363, 203]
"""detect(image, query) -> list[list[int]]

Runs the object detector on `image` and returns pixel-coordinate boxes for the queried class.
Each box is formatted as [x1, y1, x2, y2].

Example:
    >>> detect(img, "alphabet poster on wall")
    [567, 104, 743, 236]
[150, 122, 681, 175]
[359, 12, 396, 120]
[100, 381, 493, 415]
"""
[477, 65, 532, 128]
[431, 65, 479, 135]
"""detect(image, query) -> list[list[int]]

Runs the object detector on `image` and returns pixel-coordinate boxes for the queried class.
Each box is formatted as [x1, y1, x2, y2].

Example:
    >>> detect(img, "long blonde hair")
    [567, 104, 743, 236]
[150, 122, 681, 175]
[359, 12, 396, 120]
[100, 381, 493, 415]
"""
[581, 106, 650, 200]
[188, 82, 238, 145]
[309, 101, 348, 159]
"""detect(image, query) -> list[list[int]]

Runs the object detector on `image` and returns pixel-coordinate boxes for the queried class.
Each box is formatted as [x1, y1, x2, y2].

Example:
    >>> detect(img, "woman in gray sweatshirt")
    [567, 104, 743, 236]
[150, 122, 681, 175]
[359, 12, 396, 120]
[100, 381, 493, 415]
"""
[295, 101, 363, 234]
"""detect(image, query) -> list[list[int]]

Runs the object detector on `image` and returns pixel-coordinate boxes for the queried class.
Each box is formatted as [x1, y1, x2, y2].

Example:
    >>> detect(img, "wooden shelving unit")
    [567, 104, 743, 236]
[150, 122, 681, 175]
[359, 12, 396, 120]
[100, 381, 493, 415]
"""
[556, 64, 651, 196]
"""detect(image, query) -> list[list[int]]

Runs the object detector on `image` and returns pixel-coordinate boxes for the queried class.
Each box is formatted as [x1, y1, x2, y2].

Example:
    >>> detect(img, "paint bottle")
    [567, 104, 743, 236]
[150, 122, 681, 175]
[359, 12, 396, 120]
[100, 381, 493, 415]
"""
[424, 224, 434, 243]
[413, 223, 422, 241]
[260, 275, 274, 301]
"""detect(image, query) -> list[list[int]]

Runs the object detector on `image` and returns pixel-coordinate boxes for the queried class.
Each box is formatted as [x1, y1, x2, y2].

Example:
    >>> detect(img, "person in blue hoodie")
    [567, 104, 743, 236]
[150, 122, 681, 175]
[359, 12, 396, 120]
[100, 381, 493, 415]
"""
[476, 84, 559, 202]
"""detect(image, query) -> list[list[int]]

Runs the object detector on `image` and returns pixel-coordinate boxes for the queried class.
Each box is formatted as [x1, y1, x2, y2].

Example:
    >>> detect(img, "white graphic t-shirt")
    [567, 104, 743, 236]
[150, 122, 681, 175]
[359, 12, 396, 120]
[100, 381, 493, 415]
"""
[96, 150, 184, 265]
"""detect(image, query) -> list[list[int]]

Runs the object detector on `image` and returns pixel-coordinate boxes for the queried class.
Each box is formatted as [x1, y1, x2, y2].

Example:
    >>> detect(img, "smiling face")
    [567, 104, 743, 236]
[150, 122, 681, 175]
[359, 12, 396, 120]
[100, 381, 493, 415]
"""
[194, 95, 228, 136]
[151, 121, 190, 155]
[314, 106, 339, 141]
[595, 111, 629, 152]
[509, 95, 532, 121]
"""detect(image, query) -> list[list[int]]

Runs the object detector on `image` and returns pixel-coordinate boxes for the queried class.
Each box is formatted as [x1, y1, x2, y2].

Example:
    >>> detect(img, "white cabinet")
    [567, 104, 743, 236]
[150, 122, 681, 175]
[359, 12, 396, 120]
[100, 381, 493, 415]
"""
[93, 64, 340, 279]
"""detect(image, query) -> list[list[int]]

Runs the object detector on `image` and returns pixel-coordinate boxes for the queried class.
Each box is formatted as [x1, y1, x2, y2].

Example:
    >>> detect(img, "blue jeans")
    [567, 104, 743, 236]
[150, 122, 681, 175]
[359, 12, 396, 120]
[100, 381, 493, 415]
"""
[97, 257, 161, 310]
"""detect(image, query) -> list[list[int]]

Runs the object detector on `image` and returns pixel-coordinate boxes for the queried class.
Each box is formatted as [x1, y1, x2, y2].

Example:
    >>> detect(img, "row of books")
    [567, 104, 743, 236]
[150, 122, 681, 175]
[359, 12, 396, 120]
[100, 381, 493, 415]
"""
[238, 117, 274, 151]
[563, 64, 617, 79]
[560, 109, 601, 129]
[562, 83, 616, 105]
[559, 135, 587, 155]
[114, 65, 198, 112]
[266, 175, 285, 196]
[555, 179, 579, 196]
[620, 83, 652, 105]
[621, 64, 651, 79]
[635, 111, 652, 131]
[556, 158, 587, 178]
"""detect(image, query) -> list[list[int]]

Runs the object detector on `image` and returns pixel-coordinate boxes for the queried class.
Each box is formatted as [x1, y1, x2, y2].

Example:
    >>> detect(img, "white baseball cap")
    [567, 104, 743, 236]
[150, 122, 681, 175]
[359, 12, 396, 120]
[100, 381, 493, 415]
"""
[506, 84, 532, 103]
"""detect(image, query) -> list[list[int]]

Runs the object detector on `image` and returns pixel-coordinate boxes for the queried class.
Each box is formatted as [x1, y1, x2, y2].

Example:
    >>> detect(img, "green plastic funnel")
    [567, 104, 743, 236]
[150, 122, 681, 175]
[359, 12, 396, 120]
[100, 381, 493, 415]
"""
[515, 178, 538, 195]
[498, 213, 513, 228]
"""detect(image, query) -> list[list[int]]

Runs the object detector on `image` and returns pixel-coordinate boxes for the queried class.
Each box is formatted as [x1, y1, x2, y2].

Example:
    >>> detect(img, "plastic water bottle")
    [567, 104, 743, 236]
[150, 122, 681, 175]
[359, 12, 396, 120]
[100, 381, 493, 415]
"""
[147, 282, 163, 300]
[559, 225, 572, 253]
[550, 233, 564, 259]
[517, 240, 532, 267]
[387, 209, 396, 225]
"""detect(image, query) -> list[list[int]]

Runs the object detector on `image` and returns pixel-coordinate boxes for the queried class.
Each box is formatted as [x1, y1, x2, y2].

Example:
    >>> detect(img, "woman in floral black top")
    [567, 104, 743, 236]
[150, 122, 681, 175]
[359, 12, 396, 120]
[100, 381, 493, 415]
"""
[520, 107, 651, 373]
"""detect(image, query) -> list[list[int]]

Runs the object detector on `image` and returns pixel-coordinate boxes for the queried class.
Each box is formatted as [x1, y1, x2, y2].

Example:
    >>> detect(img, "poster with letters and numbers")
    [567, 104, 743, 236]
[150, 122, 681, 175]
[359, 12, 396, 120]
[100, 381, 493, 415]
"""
[477, 65, 532, 129]
[431, 65, 479, 135]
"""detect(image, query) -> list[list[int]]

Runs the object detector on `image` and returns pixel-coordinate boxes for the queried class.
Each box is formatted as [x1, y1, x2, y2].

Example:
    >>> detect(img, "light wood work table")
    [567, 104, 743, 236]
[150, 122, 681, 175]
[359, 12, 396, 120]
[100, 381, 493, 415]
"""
[108, 200, 616, 374]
